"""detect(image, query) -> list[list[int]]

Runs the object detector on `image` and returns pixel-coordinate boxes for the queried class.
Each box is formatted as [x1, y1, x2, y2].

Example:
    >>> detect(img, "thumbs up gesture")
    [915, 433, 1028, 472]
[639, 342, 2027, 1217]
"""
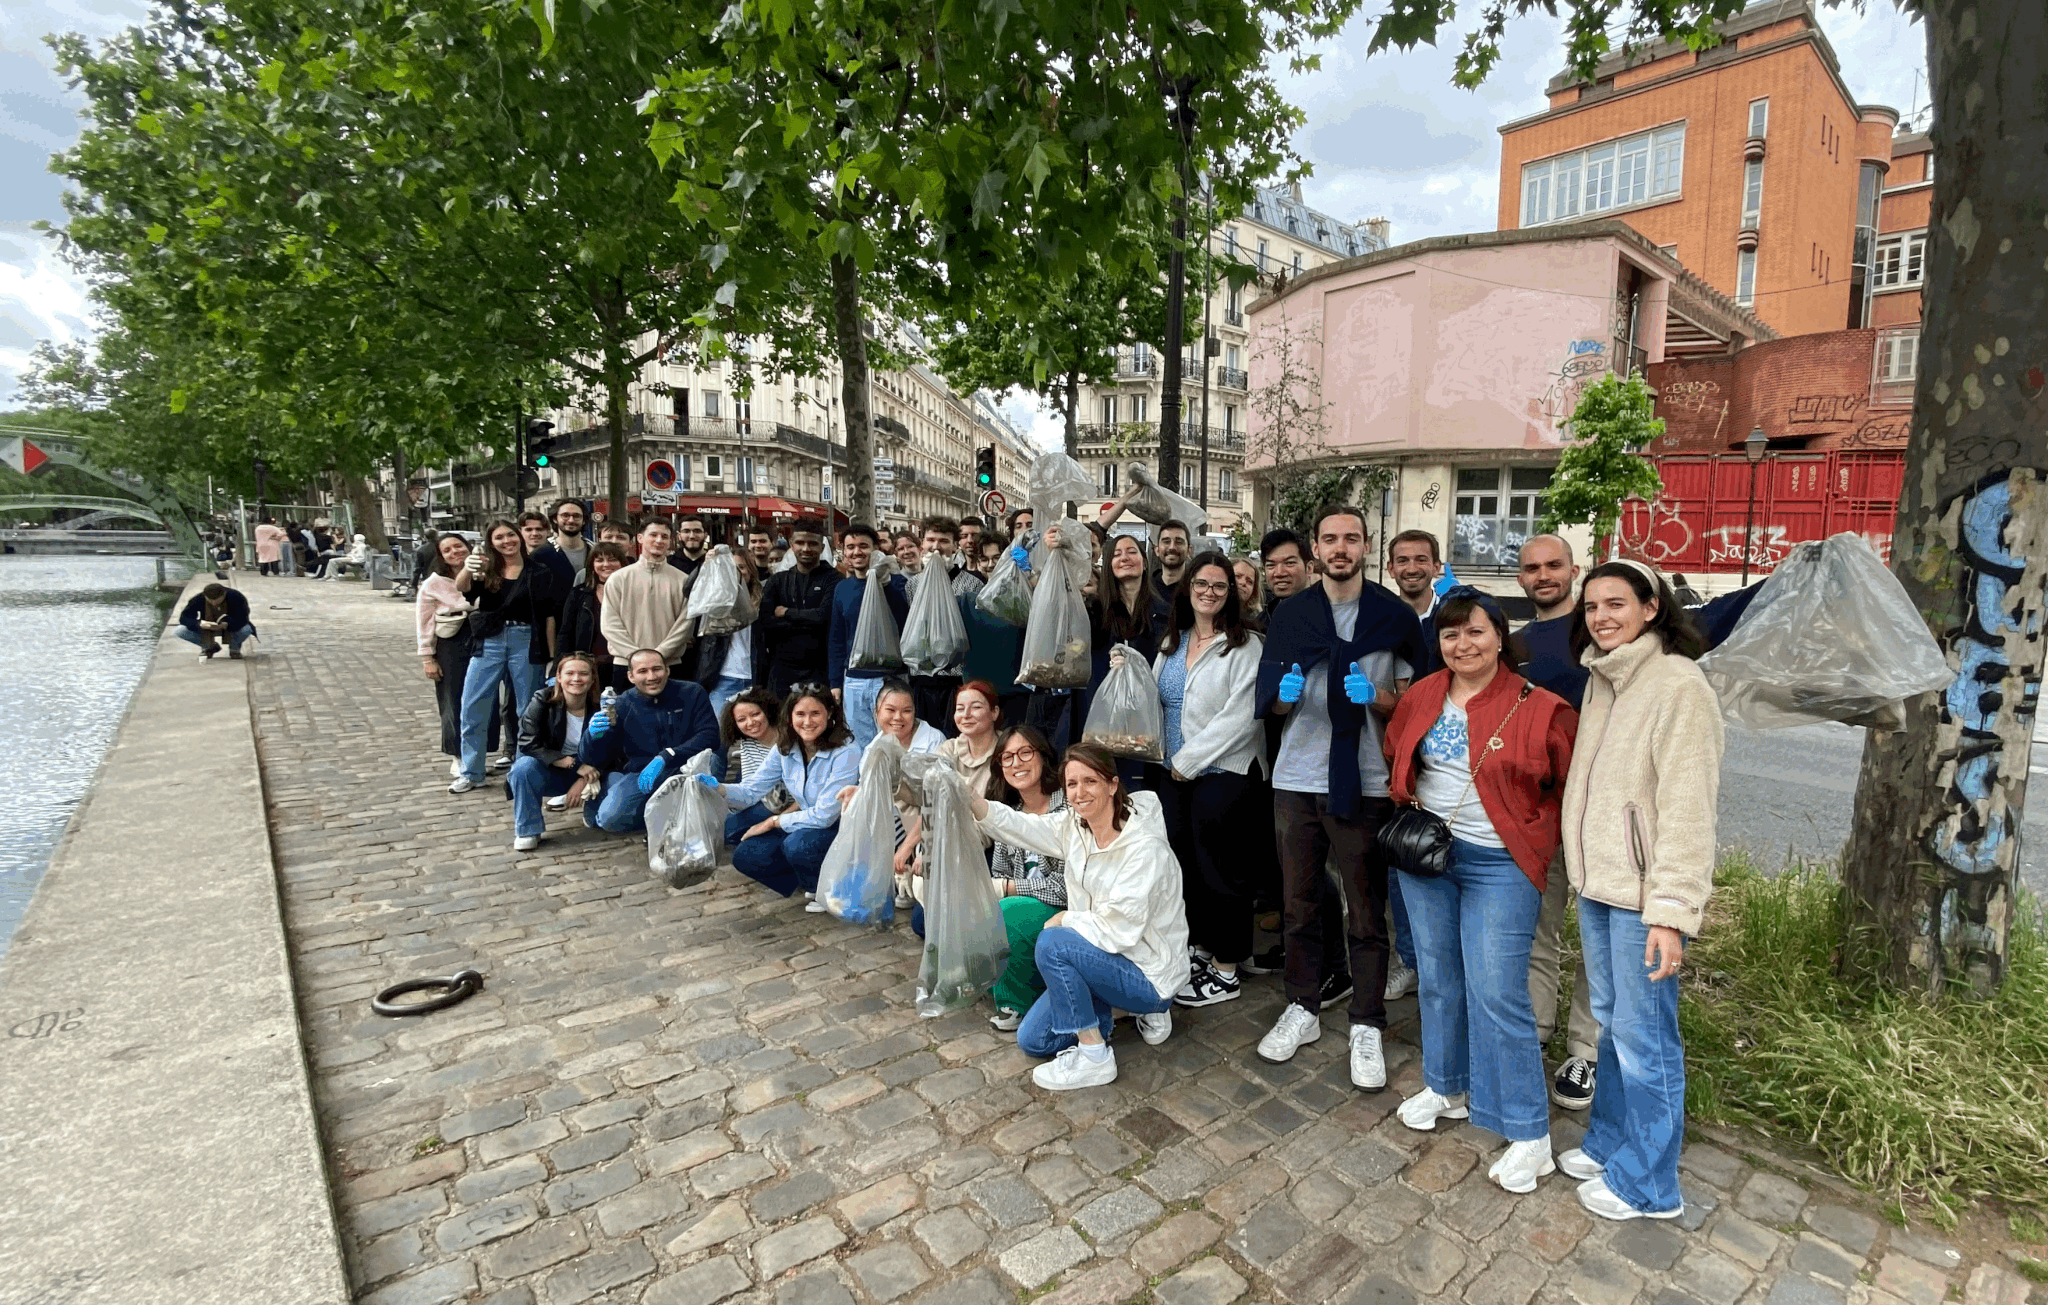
[1343, 660, 1376, 705]
[1278, 662, 1306, 704]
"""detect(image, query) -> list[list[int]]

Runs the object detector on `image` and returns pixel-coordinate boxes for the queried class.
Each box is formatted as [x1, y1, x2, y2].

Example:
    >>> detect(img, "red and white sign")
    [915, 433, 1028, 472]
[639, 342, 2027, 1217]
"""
[979, 489, 1008, 517]
[1, 437, 49, 475]
[644, 459, 677, 491]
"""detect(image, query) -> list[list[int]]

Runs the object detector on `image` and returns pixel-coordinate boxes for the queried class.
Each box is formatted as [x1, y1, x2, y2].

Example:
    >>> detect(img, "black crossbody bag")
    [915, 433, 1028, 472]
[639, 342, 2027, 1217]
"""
[1378, 683, 1532, 879]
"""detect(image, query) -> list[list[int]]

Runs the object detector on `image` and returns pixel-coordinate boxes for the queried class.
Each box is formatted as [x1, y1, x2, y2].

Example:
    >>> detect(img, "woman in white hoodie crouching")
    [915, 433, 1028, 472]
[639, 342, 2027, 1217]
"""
[969, 741, 1190, 1090]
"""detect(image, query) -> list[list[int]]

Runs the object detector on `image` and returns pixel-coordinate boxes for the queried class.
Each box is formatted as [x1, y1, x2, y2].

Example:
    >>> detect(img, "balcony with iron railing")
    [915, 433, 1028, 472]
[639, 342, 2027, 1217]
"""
[1118, 352, 1156, 378]
[1223, 307, 1244, 327]
[1216, 367, 1248, 390]
[1073, 422, 1247, 455]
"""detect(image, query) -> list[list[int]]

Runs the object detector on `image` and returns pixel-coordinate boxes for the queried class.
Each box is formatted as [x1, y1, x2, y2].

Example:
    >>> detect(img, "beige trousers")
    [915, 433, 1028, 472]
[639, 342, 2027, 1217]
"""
[1528, 848, 1601, 1062]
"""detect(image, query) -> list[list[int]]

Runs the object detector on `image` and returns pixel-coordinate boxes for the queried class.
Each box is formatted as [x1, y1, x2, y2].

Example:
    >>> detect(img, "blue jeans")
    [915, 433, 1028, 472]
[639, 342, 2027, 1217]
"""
[1016, 926, 1172, 1058]
[1387, 868, 1418, 969]
[506, 756, 578, 838]
[724, 800, 836, 897]
[460, 630, 539, 783]
[844, 676, 884, 751]
[1400, 841, 1548, 1141]
[175, 624, 255, 654]
[593, 771, 654, 833]
[1579, 896, 1687, 1212]
[708, 674, 750, 723]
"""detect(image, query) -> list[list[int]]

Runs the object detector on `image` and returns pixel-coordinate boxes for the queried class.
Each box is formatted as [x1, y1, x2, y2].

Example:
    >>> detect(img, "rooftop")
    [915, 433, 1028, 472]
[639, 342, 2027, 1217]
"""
[1239, 182, 1389, 260]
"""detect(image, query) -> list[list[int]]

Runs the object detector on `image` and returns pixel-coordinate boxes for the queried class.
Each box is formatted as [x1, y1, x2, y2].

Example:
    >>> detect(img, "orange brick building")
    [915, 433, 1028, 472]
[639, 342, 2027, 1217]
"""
[1496, 0, 1907, 342]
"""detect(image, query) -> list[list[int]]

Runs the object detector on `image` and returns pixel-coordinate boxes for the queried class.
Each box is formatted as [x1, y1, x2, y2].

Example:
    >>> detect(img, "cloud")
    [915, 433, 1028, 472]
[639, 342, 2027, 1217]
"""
[0, 228, 95, 400]
[1308, 103, 1483, 174]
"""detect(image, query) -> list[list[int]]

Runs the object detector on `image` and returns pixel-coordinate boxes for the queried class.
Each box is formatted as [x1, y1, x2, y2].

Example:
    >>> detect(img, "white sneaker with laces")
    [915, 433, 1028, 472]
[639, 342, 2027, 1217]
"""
[1576, 1174, 1681, 1221]
[1397, 1088, 1470, 1131]
[1256, 1002, 1322, 1063]
[1348, 1025, 1387, 1090]
[803, 900, 829, 913]
[1032, 1045, 1118, 1090]
[489, 754, 512, 772]
[1384, 958, 1418, 1000]
[512, 835, 539, 852]
[544, 795, 568, 811]
[989, 1007, 1023, 1032]
[1488, 1137, 1556, 1193]
[448, 776, 479, 794]
[1556, 1147, 1605, 1181]
[1136, 1010, 1172, 1046]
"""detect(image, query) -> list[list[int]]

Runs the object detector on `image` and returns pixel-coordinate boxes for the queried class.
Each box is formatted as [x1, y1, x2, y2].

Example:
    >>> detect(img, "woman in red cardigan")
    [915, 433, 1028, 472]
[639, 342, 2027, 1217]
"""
[1382, 587, 1577, 1195]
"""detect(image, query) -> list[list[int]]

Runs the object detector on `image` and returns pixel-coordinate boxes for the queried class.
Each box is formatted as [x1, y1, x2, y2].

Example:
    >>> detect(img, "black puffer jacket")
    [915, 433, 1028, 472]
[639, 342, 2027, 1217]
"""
[516, 686, 596, 767]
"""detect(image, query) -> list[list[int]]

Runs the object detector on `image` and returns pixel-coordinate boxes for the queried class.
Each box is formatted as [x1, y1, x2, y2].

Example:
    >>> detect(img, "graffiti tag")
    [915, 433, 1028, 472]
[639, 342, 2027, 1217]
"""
[1567, 339, 1606, 356]
[1788, 393, 1865, 424]
[8, 1009, 84, 1040]
[1420, 482, 1441, 510]
[1843, 417, 1910, 449]
[1542, 339, 1611, 432]
[1662, 379, 1721, 415]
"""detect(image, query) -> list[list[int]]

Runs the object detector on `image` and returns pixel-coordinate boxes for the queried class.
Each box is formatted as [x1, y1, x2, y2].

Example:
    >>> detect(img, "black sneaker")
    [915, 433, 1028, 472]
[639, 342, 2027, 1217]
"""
[1318, 971, 1354, 1011]
[1174, 959, 1243, 1008]
[1240, 946, 1286, 976]
[1552, 1056, 1595, 1110]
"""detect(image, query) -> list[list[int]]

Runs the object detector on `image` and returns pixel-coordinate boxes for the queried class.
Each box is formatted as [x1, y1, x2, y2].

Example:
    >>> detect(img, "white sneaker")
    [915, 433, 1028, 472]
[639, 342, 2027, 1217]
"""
[1397, 1088, 1470, 1131]
[1032, 1045, 1118, 1090]
[1136, 1010, 1172, 1046]
[544, 795, 568, 811]
[1347, 1025, 1387, 1090]
[894, 892, 916, 910]
[449, 758, 463, 778]
[448, 777, 479, 794]
[989, 1007, 1024, 1032]
[1488, 1137, 1556, 1193]
[512, 835, 539, 852]
[1556, 1147, 1605, 1181]
[1256, 1002, 1322, 1063]
[1384, 958, 1418, 1000]
[1576, 1174, 1681, 1221]
[803, 900, 829, 913]
[489, 754, 513, 772]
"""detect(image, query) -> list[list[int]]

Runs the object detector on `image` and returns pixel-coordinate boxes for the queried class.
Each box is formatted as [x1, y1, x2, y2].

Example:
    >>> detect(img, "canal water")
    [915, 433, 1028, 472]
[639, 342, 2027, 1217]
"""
[0, 555, 191, 961]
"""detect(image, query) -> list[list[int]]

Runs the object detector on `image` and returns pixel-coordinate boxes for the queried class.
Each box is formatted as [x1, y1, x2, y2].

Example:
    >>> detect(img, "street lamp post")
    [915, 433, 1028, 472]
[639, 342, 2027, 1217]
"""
[1741, 425, 1768, 586]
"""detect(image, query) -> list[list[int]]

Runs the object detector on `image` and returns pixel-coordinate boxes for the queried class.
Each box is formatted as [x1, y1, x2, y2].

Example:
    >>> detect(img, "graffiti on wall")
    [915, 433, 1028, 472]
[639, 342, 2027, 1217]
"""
[1843, 416, 1911, 448]
[1788, 393, 1866, 424]
[1541, 339, 1609, 432]
[1662, 379, 1721, 414]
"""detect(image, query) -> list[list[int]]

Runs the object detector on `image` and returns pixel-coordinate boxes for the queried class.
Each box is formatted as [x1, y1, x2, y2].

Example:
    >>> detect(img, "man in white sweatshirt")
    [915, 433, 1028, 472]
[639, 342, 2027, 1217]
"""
[600, 518, 696, 673]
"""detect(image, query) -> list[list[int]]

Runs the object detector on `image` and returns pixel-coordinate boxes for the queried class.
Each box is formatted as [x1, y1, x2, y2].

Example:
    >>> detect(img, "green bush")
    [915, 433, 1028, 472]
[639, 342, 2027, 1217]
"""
[1679, 855, 2048, 1226]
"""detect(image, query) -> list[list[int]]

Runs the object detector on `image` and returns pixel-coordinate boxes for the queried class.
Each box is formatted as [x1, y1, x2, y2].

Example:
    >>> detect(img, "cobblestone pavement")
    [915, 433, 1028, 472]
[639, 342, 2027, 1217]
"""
[248, 581, 2036, 1305]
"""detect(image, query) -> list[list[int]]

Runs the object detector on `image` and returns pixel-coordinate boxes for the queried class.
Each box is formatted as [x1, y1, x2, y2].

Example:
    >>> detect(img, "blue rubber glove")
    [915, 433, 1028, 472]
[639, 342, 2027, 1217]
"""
[1343, 660, 1376, 706]
[587, 711, 611, 739]
[695, 774, 721, 791]
[637, 756, 668, 794]
[1277, 663, 1305, 704]
[1433, 566, 1459, 597]
[1010, 544, 1031, 573]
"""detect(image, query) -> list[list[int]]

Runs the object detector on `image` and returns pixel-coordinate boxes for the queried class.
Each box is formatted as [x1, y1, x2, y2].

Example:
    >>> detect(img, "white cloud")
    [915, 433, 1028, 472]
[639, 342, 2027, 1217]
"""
[0, 228, 94, 397]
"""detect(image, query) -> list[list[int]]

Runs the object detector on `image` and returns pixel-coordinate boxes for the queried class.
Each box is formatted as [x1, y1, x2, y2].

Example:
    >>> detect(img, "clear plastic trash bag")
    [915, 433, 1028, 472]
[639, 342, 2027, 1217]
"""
[1017, 523, 1093, 689]
[645, 749, 726, 889]
[903, 755, 1008, 1016]
[975, 530, 1035, 627]
[1029, 451, 1097, 515]
[1083, 642, 1166, 761]
[1697, 532, 1955, 731]
[1122, 462, 1206, 530]
[686, 545, 755, 635]
[849, 555, 905, 672]
[902, 568, 970, 676]
[817, 735, 905, 927]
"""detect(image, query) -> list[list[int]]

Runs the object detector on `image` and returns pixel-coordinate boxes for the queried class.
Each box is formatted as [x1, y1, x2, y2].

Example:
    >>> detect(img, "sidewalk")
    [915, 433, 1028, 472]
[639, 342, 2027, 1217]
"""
[248, 578, 2034, 1305]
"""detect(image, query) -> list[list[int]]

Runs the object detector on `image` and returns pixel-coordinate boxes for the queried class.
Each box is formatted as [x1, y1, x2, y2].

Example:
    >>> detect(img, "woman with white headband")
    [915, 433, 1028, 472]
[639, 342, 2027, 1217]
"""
[1554, 558, 1722, 1222]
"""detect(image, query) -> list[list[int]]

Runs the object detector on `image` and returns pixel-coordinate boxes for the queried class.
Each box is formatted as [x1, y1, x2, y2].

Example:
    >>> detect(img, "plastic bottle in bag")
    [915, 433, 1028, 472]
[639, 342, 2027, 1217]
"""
[686, 545, 755, 635]
[902, 567, 970, 675]
[816, 736, 905, 926]
[1122, 462, 1207, 530]
[905, 757, 1009, 1016]
[975, 530, 1035, 627]
[1083, 642, 1166, 761]
[1016, 526, 1092, 689]
[646, 749, 727, 889]
[849, 557, 906, 671]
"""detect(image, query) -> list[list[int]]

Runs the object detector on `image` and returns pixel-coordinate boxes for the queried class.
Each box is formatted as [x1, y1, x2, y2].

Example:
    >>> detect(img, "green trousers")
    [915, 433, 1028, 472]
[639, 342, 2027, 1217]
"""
[992, 895, 1061, 1014]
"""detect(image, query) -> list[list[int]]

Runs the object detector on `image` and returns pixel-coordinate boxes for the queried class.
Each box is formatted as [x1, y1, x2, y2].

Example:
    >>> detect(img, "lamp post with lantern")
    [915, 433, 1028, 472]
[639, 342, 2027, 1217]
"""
[1740, 425, 1768, 586]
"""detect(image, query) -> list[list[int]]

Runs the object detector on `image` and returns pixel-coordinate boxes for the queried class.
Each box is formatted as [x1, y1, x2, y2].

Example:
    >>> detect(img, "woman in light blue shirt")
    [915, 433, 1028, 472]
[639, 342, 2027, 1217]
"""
[701, 685, 860, 901]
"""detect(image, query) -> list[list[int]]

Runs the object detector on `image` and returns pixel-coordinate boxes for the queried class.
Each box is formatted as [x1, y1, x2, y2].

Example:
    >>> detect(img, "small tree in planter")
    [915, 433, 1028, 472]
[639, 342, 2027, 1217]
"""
[1537, 373, 1664, 561]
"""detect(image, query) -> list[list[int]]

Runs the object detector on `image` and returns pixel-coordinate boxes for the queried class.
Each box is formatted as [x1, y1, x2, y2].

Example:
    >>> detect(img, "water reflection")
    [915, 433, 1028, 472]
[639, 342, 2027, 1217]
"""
[0, 556, 189, 960]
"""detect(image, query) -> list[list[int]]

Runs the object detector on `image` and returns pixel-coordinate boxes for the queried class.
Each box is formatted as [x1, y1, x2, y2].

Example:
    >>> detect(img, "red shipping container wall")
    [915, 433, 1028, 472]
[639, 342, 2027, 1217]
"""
[1615, 451, 1905, 574]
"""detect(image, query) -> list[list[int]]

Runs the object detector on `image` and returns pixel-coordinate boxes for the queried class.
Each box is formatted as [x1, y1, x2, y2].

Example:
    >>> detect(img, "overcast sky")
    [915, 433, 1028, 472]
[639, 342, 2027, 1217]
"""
[1, 0, 1927, 433]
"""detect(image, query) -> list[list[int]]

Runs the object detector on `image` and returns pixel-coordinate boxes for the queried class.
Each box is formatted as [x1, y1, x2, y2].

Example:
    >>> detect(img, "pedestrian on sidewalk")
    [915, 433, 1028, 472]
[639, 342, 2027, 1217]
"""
[967, 742, 1187, 1090]
[1383, 587, 1577, 1194]
[254, 517, 287, 576]
[506, 652, 604, 851]
[450, 520, 558, 793]
[175, 582, 256, 659]
[416, 533, 494, 771]
[530, 498, 590, 592]
[577, 649, 719, 834]
[703, 684, 859, 900]
[757, 521, 841, 696]
[1556, 559, 1721, 1222]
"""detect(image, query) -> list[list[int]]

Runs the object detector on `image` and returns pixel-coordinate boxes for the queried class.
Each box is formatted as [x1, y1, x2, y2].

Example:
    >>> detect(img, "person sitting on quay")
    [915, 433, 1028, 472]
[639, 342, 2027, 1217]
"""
[507, 652, 606, 852]
[701, 684, 861, 905]
[577, 649, 719, 835]
[176, 582, 256, 659]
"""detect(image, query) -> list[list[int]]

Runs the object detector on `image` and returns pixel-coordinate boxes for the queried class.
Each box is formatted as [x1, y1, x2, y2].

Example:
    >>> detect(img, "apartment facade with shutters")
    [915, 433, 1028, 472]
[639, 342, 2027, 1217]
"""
[1073, 182, 1390, 535]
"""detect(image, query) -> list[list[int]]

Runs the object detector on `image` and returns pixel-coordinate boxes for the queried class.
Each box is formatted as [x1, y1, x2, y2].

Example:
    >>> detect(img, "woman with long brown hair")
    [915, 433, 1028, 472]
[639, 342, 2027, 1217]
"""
[506, 652, 605, 851]
[983, 724, 1069, 1031]
[450, 519, 557, 793]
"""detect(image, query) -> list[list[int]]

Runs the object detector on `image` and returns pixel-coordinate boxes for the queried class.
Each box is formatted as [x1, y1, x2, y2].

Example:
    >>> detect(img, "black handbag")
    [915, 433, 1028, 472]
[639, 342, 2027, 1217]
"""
[1379, 683, 1532, 879]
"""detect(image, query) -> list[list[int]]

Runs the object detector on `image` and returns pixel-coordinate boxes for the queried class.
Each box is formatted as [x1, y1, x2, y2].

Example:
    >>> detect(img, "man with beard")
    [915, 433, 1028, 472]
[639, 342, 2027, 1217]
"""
[670, 514, 710, 576]
[1151, 519, 1192, 592]
[530, 498, 591, 593]
[758, 522, 841, 694]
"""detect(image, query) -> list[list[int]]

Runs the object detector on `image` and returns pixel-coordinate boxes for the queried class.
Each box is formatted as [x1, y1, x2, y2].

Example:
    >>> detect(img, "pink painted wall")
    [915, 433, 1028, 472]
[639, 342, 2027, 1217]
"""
[1247, 237, 1655, 463]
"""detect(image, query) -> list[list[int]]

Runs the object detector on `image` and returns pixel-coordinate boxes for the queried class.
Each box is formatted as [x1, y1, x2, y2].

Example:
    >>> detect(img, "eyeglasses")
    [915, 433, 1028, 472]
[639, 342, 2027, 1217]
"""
[999, 750, 1038, 766]
[1188, 579, 1231, 594]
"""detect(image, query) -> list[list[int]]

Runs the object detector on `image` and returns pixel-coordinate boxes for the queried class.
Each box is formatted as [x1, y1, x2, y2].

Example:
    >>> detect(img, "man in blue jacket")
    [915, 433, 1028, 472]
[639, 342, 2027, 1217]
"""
[176, 583, 256, 658]
[827, 522, 908, 750]
[579, 649, 719, 834]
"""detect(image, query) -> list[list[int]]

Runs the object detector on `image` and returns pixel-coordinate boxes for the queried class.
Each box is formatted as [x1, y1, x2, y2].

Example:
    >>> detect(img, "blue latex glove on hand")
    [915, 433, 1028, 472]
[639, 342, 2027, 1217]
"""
[587, 711, 611, 739]
[1343, 660, 1376, 706]
[1277, 663, 1305, 704]
[1010, 544, 1031, 573]
[1433, 566, 1459, 597]
[695, 774, 721, 791]
[637, 756, 668, 794]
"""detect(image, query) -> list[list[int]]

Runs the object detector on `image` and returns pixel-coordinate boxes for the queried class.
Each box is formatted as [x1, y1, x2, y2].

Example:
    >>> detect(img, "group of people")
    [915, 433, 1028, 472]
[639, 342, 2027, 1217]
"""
[410, 493, 1732, 1223]
[251, 516, 370, 579]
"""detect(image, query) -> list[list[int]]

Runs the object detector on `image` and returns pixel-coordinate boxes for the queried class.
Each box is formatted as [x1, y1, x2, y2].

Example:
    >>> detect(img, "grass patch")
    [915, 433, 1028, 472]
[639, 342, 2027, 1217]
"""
[2014, 1258, 2048, 1286]
[1679, 854, 2048, 1226]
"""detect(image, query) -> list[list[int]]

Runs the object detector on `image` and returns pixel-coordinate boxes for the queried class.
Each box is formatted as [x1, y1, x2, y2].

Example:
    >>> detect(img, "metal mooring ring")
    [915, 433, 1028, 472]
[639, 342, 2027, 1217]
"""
[372, 968, 484, 1017]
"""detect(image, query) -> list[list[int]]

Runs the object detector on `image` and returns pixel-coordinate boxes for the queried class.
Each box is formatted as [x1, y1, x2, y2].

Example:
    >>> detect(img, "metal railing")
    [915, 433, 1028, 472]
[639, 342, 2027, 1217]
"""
[1072, 423, 1247, 453]
[1217, 368, 1249, 390]
[1224, 307, 1244, 326]
[1119, 353, 1156, 377]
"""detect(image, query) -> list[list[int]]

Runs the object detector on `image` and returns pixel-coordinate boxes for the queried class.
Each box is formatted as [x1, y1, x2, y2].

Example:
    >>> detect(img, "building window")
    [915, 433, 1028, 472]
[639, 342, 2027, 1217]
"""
[1291, 251, 1303, 275]
[1226, 285, 1242, 316]
[1873, 230, 1926, 288]
[1223, 405, 1237, 435]
[1747, 97, 1769, 138]
[1741, 158, 1763, 226]
[677, 456, 690, 490]
[1224, 344, 1241, 372]
[1736, 247, 1757, 305]
[701, 390, 722, 418]
[736, 456, 755, 491]
[1101, 396, 1119, 426]
[1876, 329, 1919, 383]
[1223, 228, 1238, 256]
[1101, 462, 1119, 495]
[1452, 466, 1552, 568]
[1219, 468, 1237, 499]
[1520, 123, 1684, 226]
[705, 454, 722, 477]
[1182, 465, 1199, 498]
[1256, 238, 1270, 271]
[1131, 395, 1149, 423]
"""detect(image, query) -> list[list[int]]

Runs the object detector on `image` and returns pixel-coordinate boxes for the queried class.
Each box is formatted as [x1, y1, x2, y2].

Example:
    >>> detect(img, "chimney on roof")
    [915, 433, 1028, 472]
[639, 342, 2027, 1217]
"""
[1366, 217, 1391, 246]
[1289, 180, 1304, 204]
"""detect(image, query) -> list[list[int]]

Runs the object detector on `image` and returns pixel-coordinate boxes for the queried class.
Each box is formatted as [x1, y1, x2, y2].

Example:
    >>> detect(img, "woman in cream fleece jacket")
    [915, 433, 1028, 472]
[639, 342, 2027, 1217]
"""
[1556, 559, 1723, 1224]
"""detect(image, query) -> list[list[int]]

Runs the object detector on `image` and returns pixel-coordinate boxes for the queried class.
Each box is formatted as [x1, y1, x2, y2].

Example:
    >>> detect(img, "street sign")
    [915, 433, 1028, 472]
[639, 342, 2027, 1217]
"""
[979, 489, 1008, 517]
[0, 437, 48, 475]
[873, 466, 896, 483]
[643, 489, 678, 506]
[875, 484, 897, 510]
[872, 457, 894, 471]
[645, 460, 677, 491]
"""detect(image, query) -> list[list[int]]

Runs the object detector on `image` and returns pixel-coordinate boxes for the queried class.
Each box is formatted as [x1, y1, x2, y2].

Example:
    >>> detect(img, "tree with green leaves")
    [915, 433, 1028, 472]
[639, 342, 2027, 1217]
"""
[1373, 0, 2047, 994]
[1537, 372, 1664, 559]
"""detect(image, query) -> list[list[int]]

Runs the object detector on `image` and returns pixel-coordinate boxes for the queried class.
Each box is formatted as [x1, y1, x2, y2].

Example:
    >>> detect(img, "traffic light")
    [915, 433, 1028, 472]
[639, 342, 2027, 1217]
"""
[975, 444, 996, 489]
[526, 418, 559, 470]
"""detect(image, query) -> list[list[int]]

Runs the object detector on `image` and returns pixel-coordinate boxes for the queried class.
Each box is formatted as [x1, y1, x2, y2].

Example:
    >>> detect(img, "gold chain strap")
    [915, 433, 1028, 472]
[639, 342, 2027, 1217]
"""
[1451, 682, 1534, 814]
